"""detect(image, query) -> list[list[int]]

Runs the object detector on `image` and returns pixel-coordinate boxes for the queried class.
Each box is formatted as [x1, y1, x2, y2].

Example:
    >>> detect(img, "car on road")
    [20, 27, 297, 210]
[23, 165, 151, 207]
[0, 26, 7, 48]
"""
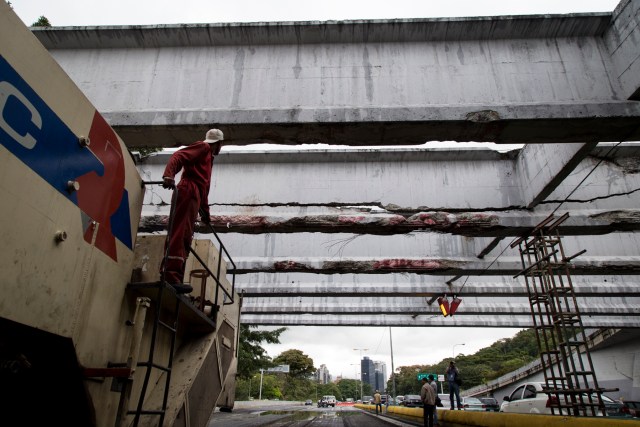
[596, 394, 632, 418]
[621, 400, 640, 417]
[478, 397, 500, 412]
[396, 395, 405, 405]
[362, 395, 373, 404]
[500, 382, 622, 416]
[401, 394, 423, 407]
[500, 382, 558, 414]
[320, 395, 336, 407]
[438, 394, 452, 409]
[305, 399, 313, 406]
[461, 397, 486, 411]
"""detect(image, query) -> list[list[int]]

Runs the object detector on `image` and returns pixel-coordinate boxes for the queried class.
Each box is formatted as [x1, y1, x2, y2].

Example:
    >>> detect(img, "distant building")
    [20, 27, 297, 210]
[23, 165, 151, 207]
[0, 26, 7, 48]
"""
[361, 356, 376, 391]
[316, 364, 332, 384]
[374, 360, 387, 392]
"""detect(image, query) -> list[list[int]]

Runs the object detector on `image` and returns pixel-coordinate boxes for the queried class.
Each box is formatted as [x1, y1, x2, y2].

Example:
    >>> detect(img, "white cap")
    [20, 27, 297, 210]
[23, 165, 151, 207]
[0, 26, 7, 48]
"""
[204, 129, 224, 143]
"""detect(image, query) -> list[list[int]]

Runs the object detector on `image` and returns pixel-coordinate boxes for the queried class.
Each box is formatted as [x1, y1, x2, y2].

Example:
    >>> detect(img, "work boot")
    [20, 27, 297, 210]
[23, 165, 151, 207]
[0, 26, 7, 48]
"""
[169, 283, 193, 294]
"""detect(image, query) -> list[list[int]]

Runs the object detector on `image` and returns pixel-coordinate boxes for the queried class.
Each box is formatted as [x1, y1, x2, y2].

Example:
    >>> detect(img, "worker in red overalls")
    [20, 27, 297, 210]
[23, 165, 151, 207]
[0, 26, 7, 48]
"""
[160, 129, 224, 293]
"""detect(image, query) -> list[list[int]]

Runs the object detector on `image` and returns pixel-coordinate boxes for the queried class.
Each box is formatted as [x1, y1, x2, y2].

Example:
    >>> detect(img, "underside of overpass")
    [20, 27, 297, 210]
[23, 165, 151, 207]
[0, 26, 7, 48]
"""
[31, 0, 640, 329]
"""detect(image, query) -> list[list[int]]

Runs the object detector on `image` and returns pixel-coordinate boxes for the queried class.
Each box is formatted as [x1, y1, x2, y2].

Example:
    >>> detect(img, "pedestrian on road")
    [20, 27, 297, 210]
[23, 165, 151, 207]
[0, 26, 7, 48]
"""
[420, 377, 436, 427]
[373, 390, 382, 415]
[445, 360, 462, 410]
[427, 375, 440, 426]
[160, 128, 224, 293]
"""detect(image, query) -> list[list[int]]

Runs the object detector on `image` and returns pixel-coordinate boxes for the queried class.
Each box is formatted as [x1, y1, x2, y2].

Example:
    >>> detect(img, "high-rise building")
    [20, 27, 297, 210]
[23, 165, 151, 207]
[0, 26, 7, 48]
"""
[374, 360, 387, 392]
[316, 364, 332, 384]
[361, 356, 375, 392]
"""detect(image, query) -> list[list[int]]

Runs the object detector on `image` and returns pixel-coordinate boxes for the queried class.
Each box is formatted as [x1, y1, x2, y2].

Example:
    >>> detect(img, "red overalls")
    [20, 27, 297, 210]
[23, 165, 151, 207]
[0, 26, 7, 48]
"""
[160, 141, 213, 284]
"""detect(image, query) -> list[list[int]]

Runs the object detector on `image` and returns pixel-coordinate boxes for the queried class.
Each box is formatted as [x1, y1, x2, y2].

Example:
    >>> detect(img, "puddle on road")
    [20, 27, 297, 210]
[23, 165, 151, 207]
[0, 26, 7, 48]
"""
[260, 410, 359, 421]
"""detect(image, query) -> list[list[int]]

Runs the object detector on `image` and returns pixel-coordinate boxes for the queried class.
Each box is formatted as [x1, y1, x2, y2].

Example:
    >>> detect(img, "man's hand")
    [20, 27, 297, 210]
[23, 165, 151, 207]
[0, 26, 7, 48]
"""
[162, 177, 175, 189]
[200, 212, 211, 224]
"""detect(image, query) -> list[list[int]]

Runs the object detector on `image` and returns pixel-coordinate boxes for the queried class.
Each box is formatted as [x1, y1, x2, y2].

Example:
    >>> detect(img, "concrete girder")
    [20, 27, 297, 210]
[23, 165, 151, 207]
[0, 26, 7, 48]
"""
[138, 145, 640, 213]
[239, 314, 640, 328]
[139, 209, 640, 237]
[239, 297, 640, 316]
[111, 107, 640, 148]
[517, 143, 598, 208]
[228, 256, 640, 275]
[236, 279, 640, 297]
[33, 4, 640, 147]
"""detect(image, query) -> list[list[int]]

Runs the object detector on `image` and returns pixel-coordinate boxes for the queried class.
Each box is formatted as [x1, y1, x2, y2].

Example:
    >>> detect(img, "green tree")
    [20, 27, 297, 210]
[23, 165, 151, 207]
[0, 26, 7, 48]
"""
[32, 16, 51, 27]
[258, 374, 283, 400]
[273, 349, 316, 378]
[272, 349, 317, 400]
[392, 328, 540, 394]
[337, 379, 359, 401]
[237, 325, 286, 379]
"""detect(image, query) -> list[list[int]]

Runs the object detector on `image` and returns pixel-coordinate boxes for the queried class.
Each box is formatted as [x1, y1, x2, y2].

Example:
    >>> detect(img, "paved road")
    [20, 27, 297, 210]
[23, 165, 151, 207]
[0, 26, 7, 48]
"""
[208, 402, 418, 427]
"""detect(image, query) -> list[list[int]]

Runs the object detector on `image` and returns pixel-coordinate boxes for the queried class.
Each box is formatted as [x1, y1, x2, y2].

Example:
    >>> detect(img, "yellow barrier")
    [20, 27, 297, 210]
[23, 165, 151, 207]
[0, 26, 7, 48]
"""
[354, 404, 640, 426]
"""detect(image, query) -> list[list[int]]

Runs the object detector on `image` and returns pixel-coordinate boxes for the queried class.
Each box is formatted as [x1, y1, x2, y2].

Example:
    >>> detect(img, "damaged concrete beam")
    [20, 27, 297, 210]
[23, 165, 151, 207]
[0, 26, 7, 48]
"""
[517, 142, 598, 208]
[229, 256, 640, 275]
[237, 280, 640, 297]
[138, 209, 640, 237]
[239, 314, 640, 328]
[240, 297, 640, 316]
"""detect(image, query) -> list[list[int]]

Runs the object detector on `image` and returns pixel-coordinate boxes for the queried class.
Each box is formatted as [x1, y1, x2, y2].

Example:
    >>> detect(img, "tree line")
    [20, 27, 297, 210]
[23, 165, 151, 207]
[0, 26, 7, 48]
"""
[236, 326, 538, 401]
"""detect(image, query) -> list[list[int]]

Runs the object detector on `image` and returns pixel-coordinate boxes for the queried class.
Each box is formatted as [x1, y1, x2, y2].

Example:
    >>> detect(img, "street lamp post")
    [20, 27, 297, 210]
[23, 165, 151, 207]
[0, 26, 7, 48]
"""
[389, 327, 397, 405]
[350, 363, 360, 400]
[452, 343, 466, 359]
[354, 348, 369, 401]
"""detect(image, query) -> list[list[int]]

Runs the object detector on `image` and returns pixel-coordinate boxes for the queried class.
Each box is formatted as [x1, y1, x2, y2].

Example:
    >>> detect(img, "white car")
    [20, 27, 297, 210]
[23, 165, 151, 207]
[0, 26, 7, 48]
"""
[321, 395, 337, 407]
[500, 382, 607, 416]
[500, 382, 558, 415]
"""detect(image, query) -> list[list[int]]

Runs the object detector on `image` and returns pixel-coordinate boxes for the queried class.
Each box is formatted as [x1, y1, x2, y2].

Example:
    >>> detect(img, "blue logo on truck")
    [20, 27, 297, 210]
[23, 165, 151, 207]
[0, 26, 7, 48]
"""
[0, 55, 132, 261]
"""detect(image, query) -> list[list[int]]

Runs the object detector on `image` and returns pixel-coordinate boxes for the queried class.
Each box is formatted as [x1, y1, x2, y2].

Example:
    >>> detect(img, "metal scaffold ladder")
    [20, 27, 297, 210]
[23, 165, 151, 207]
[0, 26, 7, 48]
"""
[126, 282, 181, 426]
[511, 213, 608, 417]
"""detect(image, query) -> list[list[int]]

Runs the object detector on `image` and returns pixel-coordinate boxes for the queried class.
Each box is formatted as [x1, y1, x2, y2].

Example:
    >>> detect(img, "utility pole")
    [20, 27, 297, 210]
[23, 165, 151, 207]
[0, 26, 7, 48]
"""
[389, 327, 397, 404]
[353, 348, 369, 400]
[259, 369, 264, 400]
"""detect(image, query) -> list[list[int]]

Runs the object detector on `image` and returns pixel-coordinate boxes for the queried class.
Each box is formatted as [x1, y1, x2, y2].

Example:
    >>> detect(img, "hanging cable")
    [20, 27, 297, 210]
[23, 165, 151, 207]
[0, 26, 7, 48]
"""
[453, 141, 624, 295]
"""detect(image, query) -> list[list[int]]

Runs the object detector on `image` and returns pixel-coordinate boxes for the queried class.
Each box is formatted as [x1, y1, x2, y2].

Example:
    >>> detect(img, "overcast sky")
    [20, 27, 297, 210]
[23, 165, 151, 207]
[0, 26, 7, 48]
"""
[9, 0, 624, 385]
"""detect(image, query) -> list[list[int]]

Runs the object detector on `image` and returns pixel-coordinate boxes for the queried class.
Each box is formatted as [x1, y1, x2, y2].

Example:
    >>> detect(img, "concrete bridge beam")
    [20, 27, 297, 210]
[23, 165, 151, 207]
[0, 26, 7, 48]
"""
[32, 0, 640, 147]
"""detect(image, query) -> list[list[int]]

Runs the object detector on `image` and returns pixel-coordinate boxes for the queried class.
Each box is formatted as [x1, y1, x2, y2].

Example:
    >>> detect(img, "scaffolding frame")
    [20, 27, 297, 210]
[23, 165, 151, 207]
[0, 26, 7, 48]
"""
[512, 213, 608, 417]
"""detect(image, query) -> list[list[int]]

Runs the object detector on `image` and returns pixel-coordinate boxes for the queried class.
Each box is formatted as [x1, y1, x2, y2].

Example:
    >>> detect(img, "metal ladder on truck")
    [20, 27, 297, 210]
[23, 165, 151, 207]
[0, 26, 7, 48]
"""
[512, 213, 612, 417]
[118, 183, 236, 426]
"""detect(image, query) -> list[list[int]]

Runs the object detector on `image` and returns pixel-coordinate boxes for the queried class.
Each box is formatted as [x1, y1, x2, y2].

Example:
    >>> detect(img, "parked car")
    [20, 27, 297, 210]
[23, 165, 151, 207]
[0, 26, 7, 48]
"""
[500, 382, 558, 415]
[478, 397, 500, 412]
[305, 399, 313, 406]
[595, 394, 631, 418]
[500, 382, 621, 416]
[621, 400, 640, 417]
[402, 394, 423, 407]
[461, 397, 486, 411]
[438, 394, 452, 409]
